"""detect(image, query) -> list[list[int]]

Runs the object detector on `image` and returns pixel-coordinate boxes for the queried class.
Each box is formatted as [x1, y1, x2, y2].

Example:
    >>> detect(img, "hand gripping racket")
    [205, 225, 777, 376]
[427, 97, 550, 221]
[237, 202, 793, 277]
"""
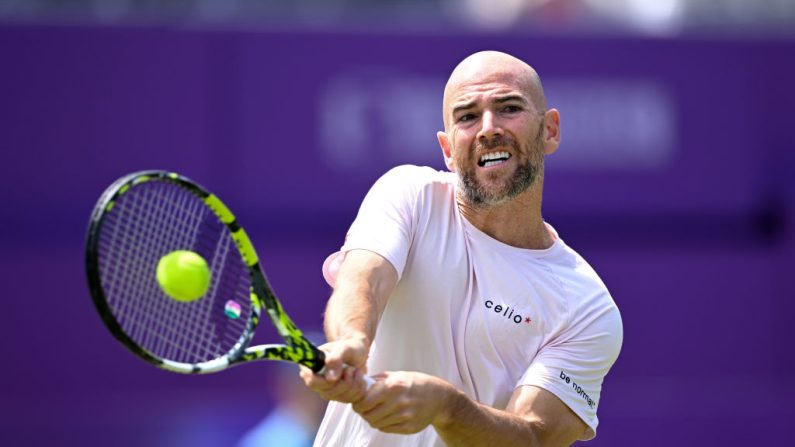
[86, 170, 332, 375]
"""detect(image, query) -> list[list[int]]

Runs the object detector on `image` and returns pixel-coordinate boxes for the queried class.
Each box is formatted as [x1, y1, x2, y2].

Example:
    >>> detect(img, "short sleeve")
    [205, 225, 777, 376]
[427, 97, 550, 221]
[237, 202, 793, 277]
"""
[519, 302, 623, 440]
[323, 165, 434, 287]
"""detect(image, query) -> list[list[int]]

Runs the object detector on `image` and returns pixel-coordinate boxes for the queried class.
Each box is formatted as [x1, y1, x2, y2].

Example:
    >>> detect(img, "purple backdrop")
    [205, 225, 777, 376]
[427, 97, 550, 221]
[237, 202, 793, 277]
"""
[1, 24, 793, 446]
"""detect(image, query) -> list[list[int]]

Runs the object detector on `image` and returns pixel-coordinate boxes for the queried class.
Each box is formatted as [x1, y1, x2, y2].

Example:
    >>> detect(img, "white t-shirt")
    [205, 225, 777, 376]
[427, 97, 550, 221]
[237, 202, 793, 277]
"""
[315, 165, 622, 447]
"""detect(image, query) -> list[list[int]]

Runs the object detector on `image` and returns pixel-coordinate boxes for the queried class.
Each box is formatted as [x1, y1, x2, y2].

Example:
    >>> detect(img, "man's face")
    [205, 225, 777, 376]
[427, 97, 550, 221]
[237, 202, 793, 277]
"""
[443, 71, 546, 207]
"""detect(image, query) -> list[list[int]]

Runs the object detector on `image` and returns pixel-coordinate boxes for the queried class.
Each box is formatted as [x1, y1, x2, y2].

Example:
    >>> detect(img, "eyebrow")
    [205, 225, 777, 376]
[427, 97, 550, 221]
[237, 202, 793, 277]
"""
[451, 95, 528, 116]
[452, 101, 476, 116]
[494, 95, 528, 105]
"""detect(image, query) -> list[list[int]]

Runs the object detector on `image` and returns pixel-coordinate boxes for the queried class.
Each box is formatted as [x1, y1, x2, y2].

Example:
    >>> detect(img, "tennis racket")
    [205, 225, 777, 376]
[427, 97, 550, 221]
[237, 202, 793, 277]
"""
[85, 170, 330, 375]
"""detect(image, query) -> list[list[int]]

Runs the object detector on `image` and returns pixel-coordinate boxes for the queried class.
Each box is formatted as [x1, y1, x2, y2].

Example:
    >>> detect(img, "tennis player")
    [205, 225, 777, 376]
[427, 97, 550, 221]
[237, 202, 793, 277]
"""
[301, 50, 623, 446]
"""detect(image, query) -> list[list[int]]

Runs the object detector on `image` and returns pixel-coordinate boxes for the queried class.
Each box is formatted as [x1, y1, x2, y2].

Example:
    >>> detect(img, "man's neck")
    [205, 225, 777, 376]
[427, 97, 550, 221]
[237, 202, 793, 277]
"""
[456, 182, 554, 250]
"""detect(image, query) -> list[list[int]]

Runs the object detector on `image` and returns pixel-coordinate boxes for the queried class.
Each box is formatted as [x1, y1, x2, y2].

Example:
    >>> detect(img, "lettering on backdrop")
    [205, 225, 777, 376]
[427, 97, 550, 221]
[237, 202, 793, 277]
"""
[318, 69, 445, 172]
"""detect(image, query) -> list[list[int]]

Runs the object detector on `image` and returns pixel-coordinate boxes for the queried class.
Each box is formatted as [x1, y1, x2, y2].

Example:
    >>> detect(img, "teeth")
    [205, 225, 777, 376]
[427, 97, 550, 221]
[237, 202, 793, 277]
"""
[479, 151, 510, 163]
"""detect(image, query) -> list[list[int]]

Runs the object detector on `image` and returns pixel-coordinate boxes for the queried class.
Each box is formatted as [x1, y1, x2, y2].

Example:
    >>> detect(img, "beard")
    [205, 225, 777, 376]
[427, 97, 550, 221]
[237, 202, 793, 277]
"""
[457, 124, 545, 207]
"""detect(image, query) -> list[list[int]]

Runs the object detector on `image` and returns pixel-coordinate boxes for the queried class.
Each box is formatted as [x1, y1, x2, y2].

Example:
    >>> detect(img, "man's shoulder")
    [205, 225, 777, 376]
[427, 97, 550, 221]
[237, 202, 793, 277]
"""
[373, 165, 455, 197]
[549, 243, 620, 331]
[542, 239, 615, 305]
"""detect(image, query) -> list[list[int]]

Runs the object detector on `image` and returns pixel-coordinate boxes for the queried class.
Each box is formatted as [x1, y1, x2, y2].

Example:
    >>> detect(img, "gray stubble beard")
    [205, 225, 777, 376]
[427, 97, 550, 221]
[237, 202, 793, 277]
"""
[457, 126, 545, 208]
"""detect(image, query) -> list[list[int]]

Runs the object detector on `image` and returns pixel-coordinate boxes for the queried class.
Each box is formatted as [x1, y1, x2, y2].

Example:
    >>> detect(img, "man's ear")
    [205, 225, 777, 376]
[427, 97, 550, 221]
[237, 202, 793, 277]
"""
[437, 131, 456, 172]
[543, 108, 561, 155]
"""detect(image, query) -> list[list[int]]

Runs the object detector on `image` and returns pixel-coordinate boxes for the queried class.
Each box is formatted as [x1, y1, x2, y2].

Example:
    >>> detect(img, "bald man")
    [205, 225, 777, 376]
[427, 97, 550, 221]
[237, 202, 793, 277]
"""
[301, 51, 623, 447]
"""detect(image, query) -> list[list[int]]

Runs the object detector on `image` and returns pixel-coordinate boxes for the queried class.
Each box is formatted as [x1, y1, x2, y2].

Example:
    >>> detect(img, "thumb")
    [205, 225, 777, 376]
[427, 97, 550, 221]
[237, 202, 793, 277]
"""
[320, 345, 345, 382]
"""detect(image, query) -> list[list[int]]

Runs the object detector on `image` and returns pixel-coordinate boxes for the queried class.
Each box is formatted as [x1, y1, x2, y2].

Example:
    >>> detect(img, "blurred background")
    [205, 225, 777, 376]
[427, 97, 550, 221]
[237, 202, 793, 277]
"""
[1, 0, 794, 445]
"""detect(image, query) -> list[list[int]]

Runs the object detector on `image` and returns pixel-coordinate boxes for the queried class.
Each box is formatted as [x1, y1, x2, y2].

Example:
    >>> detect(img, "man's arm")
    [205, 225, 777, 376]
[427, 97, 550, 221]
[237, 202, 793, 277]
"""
[436, 380, 588, 446]
[352, 371, 588, 447]
[323, 249, 396, 348]
[299, 249, 398, 401]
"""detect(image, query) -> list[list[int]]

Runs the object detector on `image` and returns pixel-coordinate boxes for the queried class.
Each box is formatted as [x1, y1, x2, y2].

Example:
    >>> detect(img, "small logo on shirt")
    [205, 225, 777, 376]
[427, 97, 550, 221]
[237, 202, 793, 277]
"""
[484, 300, 532, 325]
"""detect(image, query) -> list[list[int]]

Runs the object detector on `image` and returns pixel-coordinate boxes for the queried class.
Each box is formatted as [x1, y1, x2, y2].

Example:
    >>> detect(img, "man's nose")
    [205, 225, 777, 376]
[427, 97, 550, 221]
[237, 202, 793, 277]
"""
[477, 111, 504, 140]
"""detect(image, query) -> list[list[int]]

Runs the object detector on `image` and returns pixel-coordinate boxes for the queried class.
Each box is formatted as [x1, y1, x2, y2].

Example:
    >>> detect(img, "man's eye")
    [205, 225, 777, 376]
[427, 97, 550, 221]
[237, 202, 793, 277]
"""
[458, 113, 476, 122]
[503, 105, 521, 113]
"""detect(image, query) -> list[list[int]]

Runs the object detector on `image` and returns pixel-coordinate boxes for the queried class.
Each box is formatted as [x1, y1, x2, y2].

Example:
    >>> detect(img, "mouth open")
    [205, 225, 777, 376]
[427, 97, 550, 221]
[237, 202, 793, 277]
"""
[478, 151, 511, 168]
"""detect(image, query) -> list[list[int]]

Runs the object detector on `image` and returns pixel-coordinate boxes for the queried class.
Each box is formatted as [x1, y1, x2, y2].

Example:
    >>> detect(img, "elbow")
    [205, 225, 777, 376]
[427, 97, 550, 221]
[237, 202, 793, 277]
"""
[526, 418, 580, 447]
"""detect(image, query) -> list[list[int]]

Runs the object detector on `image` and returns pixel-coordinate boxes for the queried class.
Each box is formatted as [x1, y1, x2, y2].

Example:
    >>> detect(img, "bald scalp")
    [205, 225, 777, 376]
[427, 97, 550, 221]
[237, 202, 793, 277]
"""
[442, 51, 547, 130]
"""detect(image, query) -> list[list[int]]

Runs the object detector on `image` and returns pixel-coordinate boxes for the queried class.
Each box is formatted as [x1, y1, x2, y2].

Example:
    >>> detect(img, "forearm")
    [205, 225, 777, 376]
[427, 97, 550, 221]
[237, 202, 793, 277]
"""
[300, 251, 397, 399]
[434, 387, 541, 447]
[354, 373, 552, 445]
[324, 281, 379, 345]
[323, 250, 396, 345]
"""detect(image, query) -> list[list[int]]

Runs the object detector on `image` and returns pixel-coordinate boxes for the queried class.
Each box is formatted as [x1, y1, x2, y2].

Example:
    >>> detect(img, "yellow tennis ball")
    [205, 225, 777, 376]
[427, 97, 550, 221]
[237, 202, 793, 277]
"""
[156, 250, 211, 302]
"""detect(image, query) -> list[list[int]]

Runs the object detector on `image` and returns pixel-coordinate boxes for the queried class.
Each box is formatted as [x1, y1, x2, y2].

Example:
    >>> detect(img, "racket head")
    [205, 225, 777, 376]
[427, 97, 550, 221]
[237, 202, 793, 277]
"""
[86, 171, 272, 373]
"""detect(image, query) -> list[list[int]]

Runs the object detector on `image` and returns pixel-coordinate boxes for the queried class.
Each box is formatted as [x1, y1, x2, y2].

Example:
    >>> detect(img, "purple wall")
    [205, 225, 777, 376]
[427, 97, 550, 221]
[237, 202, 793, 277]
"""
[1, 24, 793, 446]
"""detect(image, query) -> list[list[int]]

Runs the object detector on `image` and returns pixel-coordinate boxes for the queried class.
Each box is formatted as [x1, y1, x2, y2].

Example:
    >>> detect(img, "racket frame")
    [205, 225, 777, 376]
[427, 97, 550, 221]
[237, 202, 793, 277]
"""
[85, 170, 325, 374]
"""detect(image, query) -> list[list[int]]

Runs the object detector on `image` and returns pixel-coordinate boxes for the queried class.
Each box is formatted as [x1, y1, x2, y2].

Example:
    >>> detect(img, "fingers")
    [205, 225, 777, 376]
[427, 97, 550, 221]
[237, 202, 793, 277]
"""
[338, 337, 369, 369]
[357, 398, 407, 427]
[318, 344, 345, 383]
[299, 364, 368, 404]
[317, 338, 369, 384]
[352, 374, 406, 429]
[299, 337, 373, 405]
[351, 371, 448, 435]
[351, 379, 386, 414]
[356, 395, 422, 433]
[328, 366, 368, 402]
[377, 422, 424, 435]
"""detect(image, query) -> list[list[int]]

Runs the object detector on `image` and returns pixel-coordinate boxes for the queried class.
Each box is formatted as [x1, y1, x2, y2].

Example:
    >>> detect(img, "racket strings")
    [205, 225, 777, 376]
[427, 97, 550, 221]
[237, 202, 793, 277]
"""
[97, 180, 252, 365]
[105, 183, 214, 361]
[142, 187, 216, 362]
[143, 184, 243, 362]
[123, 186, 198, 358]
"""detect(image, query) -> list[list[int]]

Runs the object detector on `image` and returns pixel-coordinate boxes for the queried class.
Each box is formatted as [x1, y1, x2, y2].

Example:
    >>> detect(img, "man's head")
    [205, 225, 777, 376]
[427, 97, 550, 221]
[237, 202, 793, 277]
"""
[437, 51, 560, 207]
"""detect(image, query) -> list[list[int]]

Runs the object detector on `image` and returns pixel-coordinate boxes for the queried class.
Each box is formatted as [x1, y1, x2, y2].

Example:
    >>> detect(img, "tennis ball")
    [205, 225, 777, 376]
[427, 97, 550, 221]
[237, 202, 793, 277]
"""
[156, 250, 211, 302]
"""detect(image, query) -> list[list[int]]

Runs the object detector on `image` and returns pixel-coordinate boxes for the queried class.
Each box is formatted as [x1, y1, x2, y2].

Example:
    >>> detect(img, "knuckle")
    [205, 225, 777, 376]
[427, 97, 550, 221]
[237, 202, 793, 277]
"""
[341, 391, 360, 404]
[308, 379, 328, 390]
[387, 425, 405, 434]
[397, 425, 416, 435]
[351, 398, 370, 413]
